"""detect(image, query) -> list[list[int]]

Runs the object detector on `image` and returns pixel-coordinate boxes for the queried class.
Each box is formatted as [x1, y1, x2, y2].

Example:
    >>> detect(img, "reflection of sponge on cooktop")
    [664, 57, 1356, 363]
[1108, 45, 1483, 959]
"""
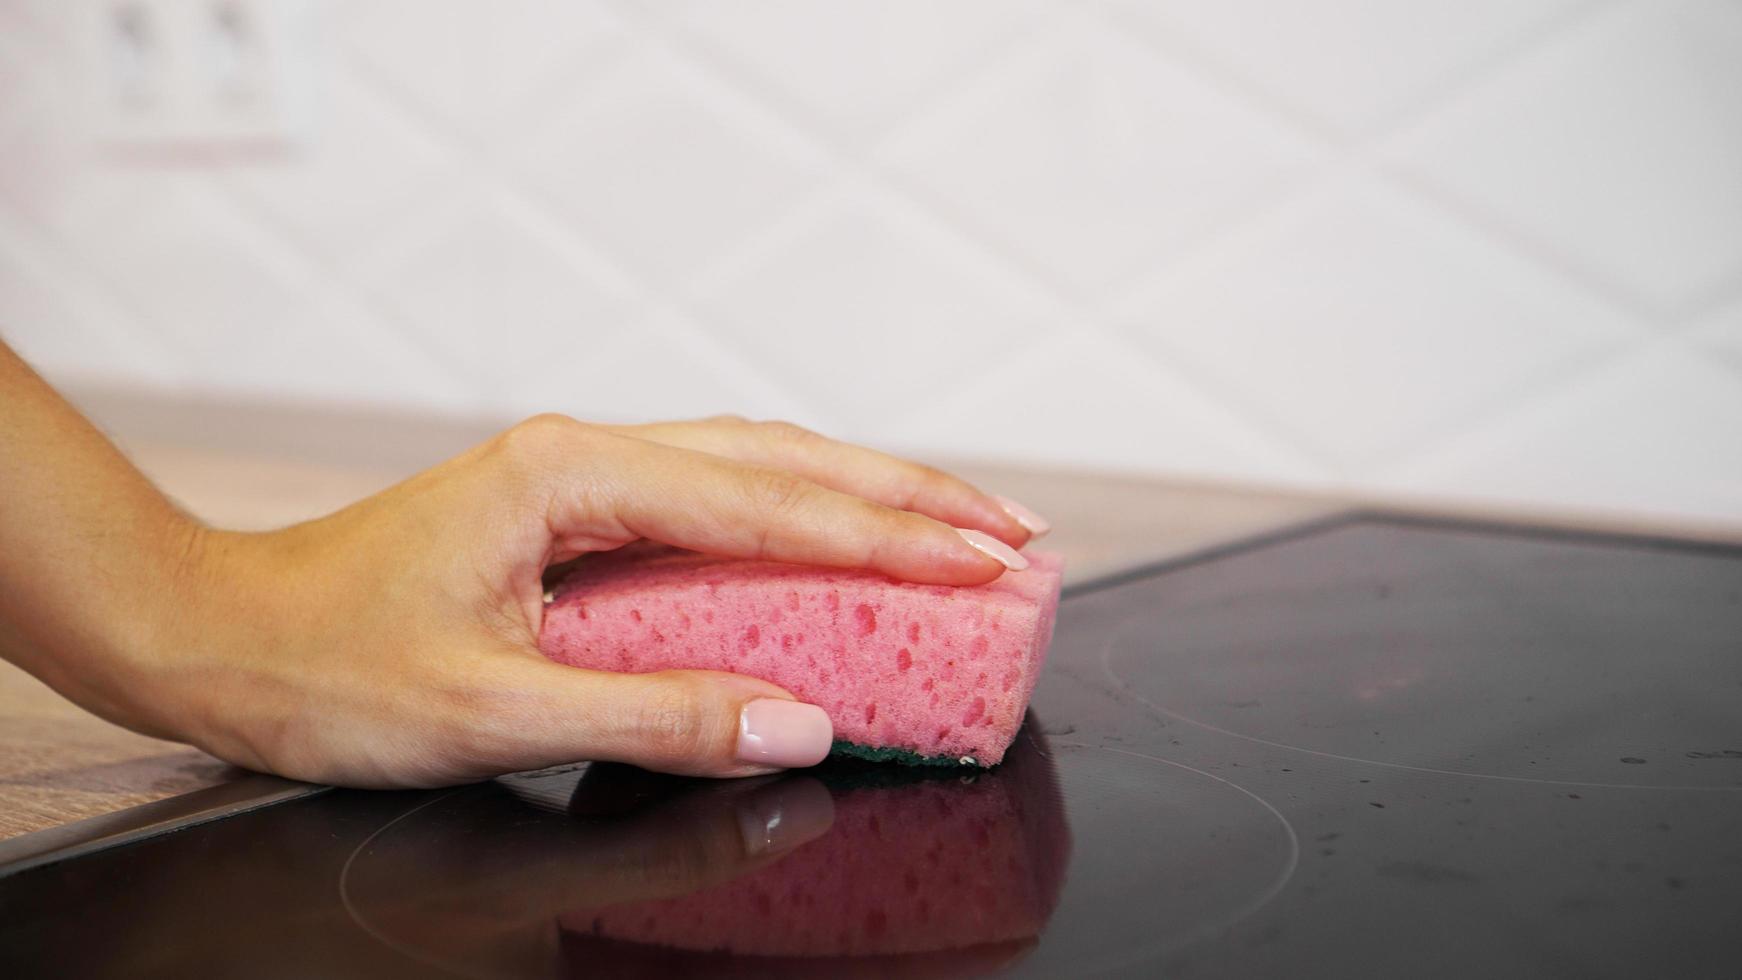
[539, 546, 1064, 767]
[559, 726, 1071, 965]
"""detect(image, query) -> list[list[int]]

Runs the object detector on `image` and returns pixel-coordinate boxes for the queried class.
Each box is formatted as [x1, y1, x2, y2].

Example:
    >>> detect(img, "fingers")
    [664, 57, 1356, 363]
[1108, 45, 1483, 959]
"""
[509, 417, 1024, 585]
[610, 418, 1048, 546]
[487, 658, 836, 779]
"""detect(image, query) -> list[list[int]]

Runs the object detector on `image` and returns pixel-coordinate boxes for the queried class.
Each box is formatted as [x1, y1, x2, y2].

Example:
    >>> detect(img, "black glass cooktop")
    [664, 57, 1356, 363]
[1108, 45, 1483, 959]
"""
[3, 516, 1740, 978]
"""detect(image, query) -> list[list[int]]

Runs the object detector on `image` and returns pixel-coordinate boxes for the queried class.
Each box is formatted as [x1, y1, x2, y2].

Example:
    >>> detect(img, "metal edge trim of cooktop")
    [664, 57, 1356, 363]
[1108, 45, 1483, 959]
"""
[1061, 511, 1364, 602]
[0, 775, 329, 880]
[1062, 507, 1742, 602]
[6, 508, 1733, 880]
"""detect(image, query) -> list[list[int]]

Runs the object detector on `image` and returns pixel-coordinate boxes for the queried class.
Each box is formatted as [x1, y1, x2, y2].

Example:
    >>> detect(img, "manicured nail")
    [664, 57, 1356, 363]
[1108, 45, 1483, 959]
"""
[957, 528, 1030, 571]
[993, 495, 1052, 538]
[737, 698, 833, 769]
[736, 778, 835, 857]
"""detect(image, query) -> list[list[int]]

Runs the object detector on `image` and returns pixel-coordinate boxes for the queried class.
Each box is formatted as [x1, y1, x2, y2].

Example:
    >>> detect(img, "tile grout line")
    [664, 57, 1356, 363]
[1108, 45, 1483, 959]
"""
[1075, 0, 1699, 470]
[607, 1, 1342, 473]
[0, 181, 214, 391]
[300, 51, 840, 427]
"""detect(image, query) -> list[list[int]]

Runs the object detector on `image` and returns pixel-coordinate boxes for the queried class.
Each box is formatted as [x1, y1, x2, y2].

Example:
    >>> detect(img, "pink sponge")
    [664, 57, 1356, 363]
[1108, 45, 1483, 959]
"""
[538, 546, 1063, 766]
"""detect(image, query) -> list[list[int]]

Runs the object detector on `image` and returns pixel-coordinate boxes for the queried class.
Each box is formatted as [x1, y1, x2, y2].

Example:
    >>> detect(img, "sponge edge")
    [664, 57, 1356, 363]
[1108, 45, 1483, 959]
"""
[829, 740, 957, 767]
[539, 547, 1065, 767]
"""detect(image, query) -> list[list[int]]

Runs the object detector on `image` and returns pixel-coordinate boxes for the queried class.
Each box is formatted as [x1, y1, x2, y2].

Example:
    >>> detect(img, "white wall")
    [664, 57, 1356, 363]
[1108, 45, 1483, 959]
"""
[2, 0, 1740, 525]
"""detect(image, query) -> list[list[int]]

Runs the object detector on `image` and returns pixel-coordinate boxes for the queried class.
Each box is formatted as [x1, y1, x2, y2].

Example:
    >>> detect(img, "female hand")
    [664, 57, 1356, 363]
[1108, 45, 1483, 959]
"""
[1, 359, 1046, 789]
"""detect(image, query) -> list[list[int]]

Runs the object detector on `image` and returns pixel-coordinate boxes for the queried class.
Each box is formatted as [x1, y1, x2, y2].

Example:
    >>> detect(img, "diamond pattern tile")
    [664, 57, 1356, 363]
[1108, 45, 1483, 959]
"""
[691, 186, 1056, 435]
[0, 14, 73, 224]
[884, 26, 1321, 293]
[354, 182, 819, 423]
[348, 185, 774, 421]
[1375, 344, 1742, 522]
[352, 189, 636, 376]
[1394, 0, 1742, 314]
[1116, 180, 1637, 466]
[510, 40, 827, 282]
[1689, 299, 1742, 379]
[1117, 0, 1592, 135]
[501, 309, 822, 426]
[337, 0, 626, 139]
[656, 0, 1037, 141]
[0, 20, 42, 145]
[44, 173, 469, 409]
[0, 210, 186, 386]
[1, 1, 1738, 528]
[881, 330, 1328, 483]
[224, 67, 463, 270]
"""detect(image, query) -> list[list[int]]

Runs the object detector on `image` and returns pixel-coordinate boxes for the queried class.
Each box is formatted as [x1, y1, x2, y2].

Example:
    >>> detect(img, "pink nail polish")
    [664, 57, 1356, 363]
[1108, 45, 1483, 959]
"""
[956, 528, 1030, 571]
[737, 698, 833, 769]
[993, 495, 1052, 537]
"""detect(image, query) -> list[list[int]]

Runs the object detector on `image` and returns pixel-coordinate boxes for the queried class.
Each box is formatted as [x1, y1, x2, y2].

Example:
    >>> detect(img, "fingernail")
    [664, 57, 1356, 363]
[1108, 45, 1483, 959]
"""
[736, 778, 835, 857]
[737, 699, 833, 769]
[993, 495, 1052, 538]
[957, 528, 1030, 571]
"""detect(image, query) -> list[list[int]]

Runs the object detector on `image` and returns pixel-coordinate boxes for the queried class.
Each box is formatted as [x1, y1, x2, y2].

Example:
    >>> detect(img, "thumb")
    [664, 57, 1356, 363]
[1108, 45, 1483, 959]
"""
[498, 657, 835, 778]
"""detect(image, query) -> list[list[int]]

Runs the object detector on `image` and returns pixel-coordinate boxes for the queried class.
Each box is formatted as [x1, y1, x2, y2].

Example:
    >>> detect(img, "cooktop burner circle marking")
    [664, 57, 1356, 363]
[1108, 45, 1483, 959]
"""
[336, 789, 471, 978]
[1000, 740, 1298, 976]
[1102, 616, 1742, 793]
[1053, 740, 1300, 947]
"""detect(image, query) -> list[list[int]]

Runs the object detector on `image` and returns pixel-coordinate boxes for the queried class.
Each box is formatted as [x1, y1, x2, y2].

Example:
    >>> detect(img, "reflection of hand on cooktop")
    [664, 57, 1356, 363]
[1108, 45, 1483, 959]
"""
[340, 770, 832, 976]
[559, 766, 846, 907]
[342, 719, 1071, 978]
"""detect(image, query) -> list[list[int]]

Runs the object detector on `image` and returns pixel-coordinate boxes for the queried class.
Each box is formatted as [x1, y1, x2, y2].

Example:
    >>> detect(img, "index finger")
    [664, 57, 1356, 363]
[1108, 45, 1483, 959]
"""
[525, 421, 1028, 585]
[609, 418, 1044, 546]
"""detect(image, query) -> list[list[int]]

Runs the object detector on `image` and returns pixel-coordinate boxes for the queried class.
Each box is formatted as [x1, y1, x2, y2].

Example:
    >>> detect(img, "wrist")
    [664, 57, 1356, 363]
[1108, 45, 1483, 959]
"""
[124, 521, 274, 747]
[44, 514, 256, 745]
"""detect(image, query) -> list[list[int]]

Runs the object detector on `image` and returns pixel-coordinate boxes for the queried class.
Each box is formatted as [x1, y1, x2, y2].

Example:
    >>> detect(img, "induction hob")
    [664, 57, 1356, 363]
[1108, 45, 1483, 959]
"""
[2, 515, 1739, 978]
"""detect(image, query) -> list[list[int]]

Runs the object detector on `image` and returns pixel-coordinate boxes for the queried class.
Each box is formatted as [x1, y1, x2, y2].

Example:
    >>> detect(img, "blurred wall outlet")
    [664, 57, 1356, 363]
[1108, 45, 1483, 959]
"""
[77, 0, 318, 158]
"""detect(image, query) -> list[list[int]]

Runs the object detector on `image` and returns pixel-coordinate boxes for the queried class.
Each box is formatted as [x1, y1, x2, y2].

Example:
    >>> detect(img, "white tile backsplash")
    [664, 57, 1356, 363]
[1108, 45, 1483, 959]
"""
[336, 0, 628, 141]
[1373, 342, 1742, 522]
[693, 185, 1056, 431]
[220, 68, 464, 271]
[1123, 0, 1596, 136]
[0, 0, 1738, 525]
[1392, 0, 1742, 315]
[882, 22, 1322, 293]
[509, 39, 830, 282]
[881, 328, 1330, 484]
[657, 0, 1037, 144]
[1115, 179, 1638, 468]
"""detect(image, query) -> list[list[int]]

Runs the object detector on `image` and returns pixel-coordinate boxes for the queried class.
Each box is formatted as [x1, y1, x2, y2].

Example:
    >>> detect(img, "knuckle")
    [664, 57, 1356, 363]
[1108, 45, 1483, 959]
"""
[500, 413, 586, 460]
[489, 414, 606, 489]
[743, 467, 814, 521]
[885, 503, 935, 538]
[635, 679, 712, 760]
[705, 412, 750, 426]
[438, 681, 519, 762]
[755, 419, 816, 444]
[912, 462, 958, 489]
[898, 463, 954, 506]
